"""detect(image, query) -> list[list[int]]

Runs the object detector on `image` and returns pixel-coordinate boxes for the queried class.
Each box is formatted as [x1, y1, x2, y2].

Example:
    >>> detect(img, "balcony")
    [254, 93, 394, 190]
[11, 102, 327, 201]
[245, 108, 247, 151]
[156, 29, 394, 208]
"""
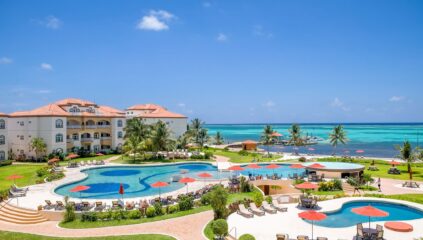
[81, 137, 93, 143]
[68, 125, 82, 129]
[97, 125, 111, 128]
[85, 125, 97, 129]
[100, 137, 111, 140]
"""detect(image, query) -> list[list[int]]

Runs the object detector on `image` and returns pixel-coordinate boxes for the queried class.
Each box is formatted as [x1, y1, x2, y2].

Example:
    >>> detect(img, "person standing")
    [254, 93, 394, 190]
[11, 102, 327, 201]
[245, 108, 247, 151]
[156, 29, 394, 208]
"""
[377, 177, 381, 192]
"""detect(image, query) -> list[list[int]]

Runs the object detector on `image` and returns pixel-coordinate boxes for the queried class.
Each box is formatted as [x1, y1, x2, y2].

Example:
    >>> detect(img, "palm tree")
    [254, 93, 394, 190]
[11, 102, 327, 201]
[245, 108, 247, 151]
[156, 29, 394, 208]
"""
[329, 125, 348, 155]
[288, 124, 303, 154]
[397, 140, 415, 184]
[123, 135, 143, 163]
[198, 128, 209, 147]
[123, 118, 151, 161]
[150, 121, 175, 152]
[30, 137, 47, 162]
[188, 118, 205, 144]
[261, 125, 274, 156]
[214, 131, 224, 145]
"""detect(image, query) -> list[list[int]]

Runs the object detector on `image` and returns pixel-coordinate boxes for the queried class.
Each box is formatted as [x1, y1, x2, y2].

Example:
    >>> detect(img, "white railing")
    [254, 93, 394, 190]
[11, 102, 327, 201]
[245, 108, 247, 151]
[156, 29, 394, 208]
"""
[101, 137, 111, 140]
[85, 125, 97, 129]
[81, 138, 93, 142]
[97, 125, 111, 128]
[67, 125, 81, 129]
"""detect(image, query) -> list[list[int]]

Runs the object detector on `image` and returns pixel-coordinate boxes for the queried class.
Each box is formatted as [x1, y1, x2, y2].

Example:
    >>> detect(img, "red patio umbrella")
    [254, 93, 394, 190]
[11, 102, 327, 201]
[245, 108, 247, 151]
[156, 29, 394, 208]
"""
[352, 205, 389, 229]
[390, 160, 401, 167]
[228, 165, 245, 171]
[6, 174, 23, 184]
[307, 163, 325, 169]
[290, 164, 304, 169]
[198, 172, 213, 187]
[298, 210, 327, 240]
[356, 150, 365, 154]
[247, 163, 261, 169]
[308, 147, 315, 151]
[271, 132, 283, 137]
[151, 181, 169, 198]
[70, 185, 90, 199]
[179, 177, 196, 193]
[48, 158, 60, 165]
[295, 182, 318, 190]
[67, 153, 80, 159]
[96, 153, 104, 156]
[119, 183, 125, 200]
[266, 164, 280, 169]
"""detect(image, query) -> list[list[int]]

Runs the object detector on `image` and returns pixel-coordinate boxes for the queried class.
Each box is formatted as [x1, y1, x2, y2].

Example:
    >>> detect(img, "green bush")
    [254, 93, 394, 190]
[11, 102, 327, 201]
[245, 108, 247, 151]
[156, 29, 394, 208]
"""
[190, 154, 205, 159]
[210, 185, 228, 220]
[239, 234, 256, 240]
[265, 196, 272, 204]
[81, 212, 97, 222]
[201, 192, 212, 205]
[253, 191, 264, 207]
[146, 206, 156, 218]
[46, 172, 65, 182]
[178, 195, 194, 211]
[167, 204, 179, 214]
[0, 160, 12, 167]
[153, 202, 164, 216]
[62, 197, 75, 223]
[212, 219, 228, 239]
[128, 210, 141, 219]
[204, 151, 214, 159]
[238, 150, 249, 156]
[299, 157, 307, 162]
[318, 179, 343, 192]
[111, 210, 127, 221]
[240, 176, 252, 192]
[97, 210, 112, 221]
[36, 167, 50, 177]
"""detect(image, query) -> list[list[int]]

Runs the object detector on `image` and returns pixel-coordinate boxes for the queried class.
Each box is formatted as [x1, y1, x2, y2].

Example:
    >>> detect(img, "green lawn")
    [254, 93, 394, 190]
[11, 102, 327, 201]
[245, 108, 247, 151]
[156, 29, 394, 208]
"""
[317, 157, 423, 181]
[0, 164, 44, 192]
[0, 231, 175, 240]
[364, 193, 423, 204]
[58, 154, 120, 166]
[111, 155, 208, 164]
[207, 148, 280, 163]
[203, 221, 214, 240]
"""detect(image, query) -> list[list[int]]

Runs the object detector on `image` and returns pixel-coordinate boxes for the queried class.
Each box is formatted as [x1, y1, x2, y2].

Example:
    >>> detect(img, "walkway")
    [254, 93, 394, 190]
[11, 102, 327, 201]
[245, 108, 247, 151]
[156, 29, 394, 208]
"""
[214, 155, 231, 170]
[370, 178, 423, 195]
[0, 210, 213, 240]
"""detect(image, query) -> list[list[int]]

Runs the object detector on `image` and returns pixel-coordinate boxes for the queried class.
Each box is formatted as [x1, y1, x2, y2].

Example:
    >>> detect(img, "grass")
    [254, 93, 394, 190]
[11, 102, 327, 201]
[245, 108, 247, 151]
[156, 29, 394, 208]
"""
[364, 193, 423, 204]
[207, 148, 280, 163]
[111, 155, 209, 164]
[203, 221, 214, 240]
[313, 190, 345, 196]
[317, 157, 423, 181]
[58, 154, 119, 166]
[0, 231, 175, 240]
[0, 164, 44, 192]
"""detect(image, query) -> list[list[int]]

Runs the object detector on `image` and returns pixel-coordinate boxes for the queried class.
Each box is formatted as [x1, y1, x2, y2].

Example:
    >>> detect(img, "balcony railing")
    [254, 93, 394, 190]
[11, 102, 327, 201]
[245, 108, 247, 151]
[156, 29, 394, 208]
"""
[101, 137, 111, 140]
[81, 137, 93, 143]
[97, 125, 111, 128]
[68, 125, 82, 129]
[85, 125, 97, 129]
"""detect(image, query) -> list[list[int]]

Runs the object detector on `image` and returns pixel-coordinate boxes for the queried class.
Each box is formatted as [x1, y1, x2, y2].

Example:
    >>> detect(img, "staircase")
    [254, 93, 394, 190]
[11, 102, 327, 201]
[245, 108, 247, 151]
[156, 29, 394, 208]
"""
[0, 202, 48, 224]
[342, 182, 355, 193]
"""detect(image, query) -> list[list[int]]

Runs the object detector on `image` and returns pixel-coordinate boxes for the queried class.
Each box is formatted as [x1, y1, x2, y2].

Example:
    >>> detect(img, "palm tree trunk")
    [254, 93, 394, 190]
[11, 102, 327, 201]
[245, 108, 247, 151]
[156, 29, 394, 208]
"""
[408, 163, 413, 182]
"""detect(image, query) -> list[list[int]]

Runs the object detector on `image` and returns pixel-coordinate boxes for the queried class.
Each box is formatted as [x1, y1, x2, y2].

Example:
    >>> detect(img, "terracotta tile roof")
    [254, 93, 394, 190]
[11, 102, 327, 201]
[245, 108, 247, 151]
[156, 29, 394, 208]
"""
[98, 105, 125, 117]
[127, 103, 186, 118]
[126, 104, 164, 111]
[0, 112, 8, 117]
[10, 104, 69, 117]
[55, 98, 96, 107]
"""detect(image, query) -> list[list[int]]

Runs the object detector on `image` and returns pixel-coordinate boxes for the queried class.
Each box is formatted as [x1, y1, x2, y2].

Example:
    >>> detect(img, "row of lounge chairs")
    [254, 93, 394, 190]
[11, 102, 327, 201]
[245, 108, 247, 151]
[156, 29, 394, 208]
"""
[307, 173, 325, 182]
[9, 184, 29, 197]
[68, 160, 105, 168]
[276, 234, 327, 240]
[237, 200, 287, 218]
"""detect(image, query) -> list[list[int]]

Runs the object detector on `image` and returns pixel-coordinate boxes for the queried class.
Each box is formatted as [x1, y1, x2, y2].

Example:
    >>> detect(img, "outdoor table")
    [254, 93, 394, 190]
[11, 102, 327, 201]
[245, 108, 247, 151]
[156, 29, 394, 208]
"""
[302, 198, 313, 208]
[363, 228, 377, 240]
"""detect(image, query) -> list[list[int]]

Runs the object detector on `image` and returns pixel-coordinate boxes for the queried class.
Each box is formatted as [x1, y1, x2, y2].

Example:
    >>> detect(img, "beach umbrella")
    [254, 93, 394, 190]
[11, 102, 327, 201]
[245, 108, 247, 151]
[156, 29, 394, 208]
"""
[298, 210, 327, 240]
[356, 150, 365, 154]
[351, 205, 389, 229]
[266, 164, 280, 176]
[308, 147, 315, 151]
[95, 153, 104, 156]
[151, 181, 169, 198]
[70, 185, 90, 199]
[295, 182, 318, 190]
[290, 164, 304, 169]
[48, 157, 60, 165]
[198, 172, 213, 187]
[307, 163, 325, 169]
[67, 153, 80, 159]
[179, 177, 196, 193]
[228, 165, 245, 171]
[119, 183, 125, 200]
[247, 163, 261, 169]
[6, 174, 23, 185]
[271, 132, 283, 137]
[390, 160, 401, 167]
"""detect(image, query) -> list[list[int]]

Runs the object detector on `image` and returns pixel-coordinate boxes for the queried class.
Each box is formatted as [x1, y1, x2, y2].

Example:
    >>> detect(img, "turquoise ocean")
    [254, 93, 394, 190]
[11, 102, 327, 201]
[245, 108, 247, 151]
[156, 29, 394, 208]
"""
[205, 123, 423, 158]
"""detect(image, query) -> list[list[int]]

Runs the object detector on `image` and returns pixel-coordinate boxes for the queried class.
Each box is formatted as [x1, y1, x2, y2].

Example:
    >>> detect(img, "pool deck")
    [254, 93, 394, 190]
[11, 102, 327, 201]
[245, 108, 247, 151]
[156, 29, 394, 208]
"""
[227, 197, 423, 240]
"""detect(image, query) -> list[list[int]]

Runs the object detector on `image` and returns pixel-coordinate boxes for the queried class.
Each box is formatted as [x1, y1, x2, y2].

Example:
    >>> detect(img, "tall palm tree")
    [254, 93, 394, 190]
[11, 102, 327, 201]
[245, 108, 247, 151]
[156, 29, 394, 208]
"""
[123, 135, 143, 163]
[329, 125, 348, 155]
[30, 137, 47, 162]
[188, 118, 205, 144]
[261, 125, 274, 156]
[398, 140, 415, 184]
[124, 118, 150, 139]
[150, 121, 175, 152]
[198, 128, 209, 147]
[288, 124, 303, 154]
[214, 131, 224, 145]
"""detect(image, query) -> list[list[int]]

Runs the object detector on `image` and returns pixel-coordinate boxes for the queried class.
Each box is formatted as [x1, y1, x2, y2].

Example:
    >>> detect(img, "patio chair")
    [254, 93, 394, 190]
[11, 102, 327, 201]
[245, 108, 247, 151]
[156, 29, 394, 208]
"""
[12, 184, 28, 193]
[356, 223, 365, 240]
[56, 201, 65, 210]
[93, 160, 97, 165]
[9, 189, 25, 197]
[125, 201, 135, 210]
[81, 201, 93, 211]
[272, 200, 288, 212]
[237, 204, 254, 218]
[375, 229, 384, 240]
[262, 201, 277, 214]
[80, 161, 85, 166]
[276, 233, 289, 240]
[316, 237, 328, 240]
[297, 235, 309, 240]
[87, 160, 92, 165]
[94, 201, 105, 211]
[44, 200, 54, 209]
[249, 202, 265, 216]
[112, 200, 122, 209]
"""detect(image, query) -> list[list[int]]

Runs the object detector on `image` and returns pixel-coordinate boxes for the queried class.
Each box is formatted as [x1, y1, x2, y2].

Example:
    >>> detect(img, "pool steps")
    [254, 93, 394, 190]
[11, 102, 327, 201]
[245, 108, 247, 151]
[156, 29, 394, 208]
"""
[0, 202, 48, 224]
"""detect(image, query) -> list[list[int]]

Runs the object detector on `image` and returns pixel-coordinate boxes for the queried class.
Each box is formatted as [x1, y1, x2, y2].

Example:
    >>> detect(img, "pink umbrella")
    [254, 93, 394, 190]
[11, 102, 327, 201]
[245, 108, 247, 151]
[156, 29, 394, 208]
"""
[356, 150, 365, 154]
[179, 177, 196, 193]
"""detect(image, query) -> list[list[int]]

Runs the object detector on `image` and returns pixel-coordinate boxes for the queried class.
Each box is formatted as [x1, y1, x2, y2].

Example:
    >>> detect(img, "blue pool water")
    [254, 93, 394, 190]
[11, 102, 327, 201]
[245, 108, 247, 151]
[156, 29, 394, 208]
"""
[310, 201, 423, 228]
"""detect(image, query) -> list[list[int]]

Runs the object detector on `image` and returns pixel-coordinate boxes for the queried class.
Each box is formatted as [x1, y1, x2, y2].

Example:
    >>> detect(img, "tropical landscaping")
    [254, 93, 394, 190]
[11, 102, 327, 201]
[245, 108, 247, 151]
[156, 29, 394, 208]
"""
[0, 231, 175, 240]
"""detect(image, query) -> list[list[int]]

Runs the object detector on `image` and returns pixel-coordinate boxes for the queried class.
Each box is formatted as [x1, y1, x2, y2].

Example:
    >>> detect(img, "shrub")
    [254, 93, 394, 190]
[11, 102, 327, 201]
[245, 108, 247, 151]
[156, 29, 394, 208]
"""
[153, 202, 164, 216]
[201, 192, 212, 205]
[212, 219, 228, 239]
[112, 209, 127, 220]
[298, 157, 307, 162]
[0, 160, 12, 167]
[253, 191, 264, 207]
[318, 179, 343, 192]
[190, 154, 205, 160]
[178, 195, 194, 211]
[128, 210, 141, 219]
[81, 212, 97, 222]
[167, 204, 179, 214]
[265, 196, 272, 204]
[238, 150, 249, 156]
[36, 167, 50, 177]
[240, 176, 252, 193]
[62, 197, 75, 223]
[46, 172, 65, 182]
[223, 147, 229, 151]
[239, 234, 256, 240]
[97, 210, 112, 221]
[209, 185, 229, 220]
[146, 206, 156, 218]
[204, 151, 214, 159]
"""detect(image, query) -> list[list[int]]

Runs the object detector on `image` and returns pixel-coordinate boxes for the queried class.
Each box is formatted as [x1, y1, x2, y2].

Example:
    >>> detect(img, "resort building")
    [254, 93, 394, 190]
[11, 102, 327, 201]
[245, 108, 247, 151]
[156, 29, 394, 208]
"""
[0, 112, 8, 161]
[125, 104, 187, 138]
[6, 98, 126, 160]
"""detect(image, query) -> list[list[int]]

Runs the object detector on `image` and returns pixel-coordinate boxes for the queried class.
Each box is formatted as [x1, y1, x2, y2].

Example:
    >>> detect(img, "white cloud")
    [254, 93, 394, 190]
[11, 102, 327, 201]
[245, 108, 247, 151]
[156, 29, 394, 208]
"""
[0, 57, 12, 64]
[40, 63, 53, 71]
[252, 25, 273, 38]
[177, 103, 186, 108]
[137, 10, 175, 31]
[203, 2, 211, 7]
[216, 33, 228, 42]
[263, 100, 275, 108]
[389, 96, 405, 102]
[330, 97, 350, 111]
[37, 89, 51, 94]
[45, 16, 62, 29]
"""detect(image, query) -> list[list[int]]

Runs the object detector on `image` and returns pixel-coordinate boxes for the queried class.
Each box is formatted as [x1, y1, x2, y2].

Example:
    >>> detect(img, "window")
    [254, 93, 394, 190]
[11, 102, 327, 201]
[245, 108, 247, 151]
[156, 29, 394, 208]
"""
[0, 151, 5, 160]
[56, 134, 63, 143]
[94, 145, 100, 152]
[118, 131, 123, 139]
[117, 120, 123, 127]
[0, 119, 5, 129]
[20, 135, 24, 140]
[55, 119, 63, 128]
[94, 132, 99, 139]
[72, 133, 79, 140]
[20, 121, 24, 126]
[0, 135, 4, 145]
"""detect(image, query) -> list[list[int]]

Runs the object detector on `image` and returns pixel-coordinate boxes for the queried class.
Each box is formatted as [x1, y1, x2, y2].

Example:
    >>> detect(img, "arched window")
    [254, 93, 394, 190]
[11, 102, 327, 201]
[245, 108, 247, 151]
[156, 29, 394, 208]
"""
[94, 132, 99, 139]
[55, 119, 63, 128]
[117, 120, 123, 127]
[72, 133, 79, 140]
[0, 119, 5, 129]
[0, 135, 4, 145]
[118, 131, 123, 138]
[56, 134, 63, 143]
[0, 151, 5, 160]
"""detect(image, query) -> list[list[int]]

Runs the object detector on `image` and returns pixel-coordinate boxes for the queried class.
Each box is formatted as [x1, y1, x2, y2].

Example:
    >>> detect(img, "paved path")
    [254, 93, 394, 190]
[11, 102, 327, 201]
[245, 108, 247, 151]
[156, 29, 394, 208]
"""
[370, 178, 423, 194]
[0, 210, 213, 240]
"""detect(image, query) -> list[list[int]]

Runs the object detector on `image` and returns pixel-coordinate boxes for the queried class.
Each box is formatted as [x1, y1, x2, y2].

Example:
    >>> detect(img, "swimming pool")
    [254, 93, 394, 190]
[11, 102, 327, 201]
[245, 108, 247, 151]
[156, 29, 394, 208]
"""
[309, 200, 423, 228]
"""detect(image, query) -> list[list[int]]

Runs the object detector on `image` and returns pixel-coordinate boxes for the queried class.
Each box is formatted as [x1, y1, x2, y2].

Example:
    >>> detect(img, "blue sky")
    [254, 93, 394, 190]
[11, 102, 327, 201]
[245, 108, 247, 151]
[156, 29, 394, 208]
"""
[1, 0, 422, 123]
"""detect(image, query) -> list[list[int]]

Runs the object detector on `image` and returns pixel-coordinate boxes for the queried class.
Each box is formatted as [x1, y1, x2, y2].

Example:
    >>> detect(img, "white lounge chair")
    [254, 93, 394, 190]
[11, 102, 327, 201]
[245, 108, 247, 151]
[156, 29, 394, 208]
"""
[249, 202, 265, 216]
[262, 201, 277, 214]
[272, 200, 288, 212]
[237, 204, 253, 218]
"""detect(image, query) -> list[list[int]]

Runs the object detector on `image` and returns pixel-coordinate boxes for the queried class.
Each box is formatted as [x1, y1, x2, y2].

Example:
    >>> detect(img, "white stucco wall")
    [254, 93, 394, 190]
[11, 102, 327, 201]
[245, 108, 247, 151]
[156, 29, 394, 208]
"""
[0, 117, 8, 160]
[111, 117, 125, 150]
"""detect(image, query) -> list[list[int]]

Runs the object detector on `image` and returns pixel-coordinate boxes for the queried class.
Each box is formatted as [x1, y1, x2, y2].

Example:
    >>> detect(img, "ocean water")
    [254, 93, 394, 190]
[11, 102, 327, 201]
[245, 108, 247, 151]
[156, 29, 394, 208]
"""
[205, 123, 423, 158]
